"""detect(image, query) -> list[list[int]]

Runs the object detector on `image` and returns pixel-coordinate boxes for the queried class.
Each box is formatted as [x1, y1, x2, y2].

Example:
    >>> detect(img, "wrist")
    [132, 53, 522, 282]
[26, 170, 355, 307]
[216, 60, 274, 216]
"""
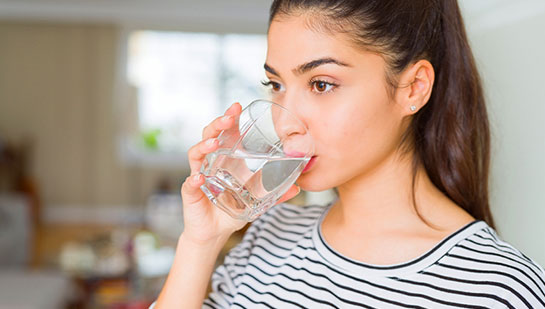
[178, 231, 230, 252]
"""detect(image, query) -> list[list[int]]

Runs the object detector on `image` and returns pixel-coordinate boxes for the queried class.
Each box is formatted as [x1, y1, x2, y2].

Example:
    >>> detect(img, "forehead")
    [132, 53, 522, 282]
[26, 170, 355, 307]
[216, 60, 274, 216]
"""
[266, 16, 360, 69]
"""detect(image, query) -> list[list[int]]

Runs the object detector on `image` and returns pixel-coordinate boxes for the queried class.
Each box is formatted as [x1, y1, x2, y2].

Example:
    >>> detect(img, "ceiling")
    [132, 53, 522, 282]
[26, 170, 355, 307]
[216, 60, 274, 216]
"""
[1, 0, 544, 34]
[0, 0, 273, 33]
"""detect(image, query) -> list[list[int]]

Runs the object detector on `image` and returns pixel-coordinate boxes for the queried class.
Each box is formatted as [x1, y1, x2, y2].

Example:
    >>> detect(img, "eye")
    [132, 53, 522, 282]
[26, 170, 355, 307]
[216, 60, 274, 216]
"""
[261, 80, 283, 92]
[310, 79, 337, 94]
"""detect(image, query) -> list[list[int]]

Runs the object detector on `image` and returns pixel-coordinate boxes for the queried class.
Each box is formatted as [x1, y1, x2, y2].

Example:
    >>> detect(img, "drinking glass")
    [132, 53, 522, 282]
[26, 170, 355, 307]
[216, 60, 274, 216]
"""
[200, 99, 314, 222]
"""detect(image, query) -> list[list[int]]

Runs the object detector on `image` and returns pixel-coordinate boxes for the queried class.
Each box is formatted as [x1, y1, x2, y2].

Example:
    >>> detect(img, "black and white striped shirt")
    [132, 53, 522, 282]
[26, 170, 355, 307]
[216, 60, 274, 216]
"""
[203, 202, 545, 308]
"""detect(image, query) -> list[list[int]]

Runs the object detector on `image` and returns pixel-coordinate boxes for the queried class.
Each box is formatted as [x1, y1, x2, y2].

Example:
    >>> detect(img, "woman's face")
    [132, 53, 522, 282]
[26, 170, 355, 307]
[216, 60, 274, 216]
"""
[265, 16, 409, 192]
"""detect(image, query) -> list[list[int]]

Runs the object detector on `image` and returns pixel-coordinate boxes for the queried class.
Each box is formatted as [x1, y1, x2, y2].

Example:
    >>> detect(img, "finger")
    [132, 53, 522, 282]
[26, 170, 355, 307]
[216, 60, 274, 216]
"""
[181, 173, 207, 205]
[276, 184, 301, 205]
[202, 102, 242, 140]
[201, 114, 235, 140]
[187, 137, 219, 175]
[225, 102, 242, 116]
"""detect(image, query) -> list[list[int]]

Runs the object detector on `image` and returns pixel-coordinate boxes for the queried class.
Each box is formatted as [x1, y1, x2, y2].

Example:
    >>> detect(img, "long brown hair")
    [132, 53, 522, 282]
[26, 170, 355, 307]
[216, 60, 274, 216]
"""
[270, 0, 495, 228]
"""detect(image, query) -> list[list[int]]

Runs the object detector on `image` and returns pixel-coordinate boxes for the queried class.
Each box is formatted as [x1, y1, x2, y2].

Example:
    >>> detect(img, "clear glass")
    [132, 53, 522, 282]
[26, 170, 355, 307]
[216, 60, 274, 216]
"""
[200, 99, 314, 221]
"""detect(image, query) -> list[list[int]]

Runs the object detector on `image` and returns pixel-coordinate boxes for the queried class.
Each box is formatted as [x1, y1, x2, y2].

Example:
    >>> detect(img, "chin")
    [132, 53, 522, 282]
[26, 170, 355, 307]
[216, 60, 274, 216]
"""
[296, 171, 334, 192]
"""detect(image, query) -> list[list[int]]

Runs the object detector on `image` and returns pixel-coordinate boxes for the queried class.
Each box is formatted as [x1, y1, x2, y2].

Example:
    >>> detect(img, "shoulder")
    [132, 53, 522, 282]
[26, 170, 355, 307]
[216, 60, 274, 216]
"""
[233, 202, 326, 252]
[233, 202, 327, 248]
[264, 201, 328, 221]
[253, 202, 327, 232]
[220, 202, 326, 276]
[457, 223, 545, 275]
[445, 222, 545, 305]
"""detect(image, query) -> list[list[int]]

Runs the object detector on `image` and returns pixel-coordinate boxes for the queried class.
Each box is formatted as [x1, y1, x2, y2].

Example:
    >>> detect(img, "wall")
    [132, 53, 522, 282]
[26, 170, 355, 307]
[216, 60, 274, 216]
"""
[462, 2, 545, 265]
[1, 1, 543, 265]
[0, 21, 185, 222]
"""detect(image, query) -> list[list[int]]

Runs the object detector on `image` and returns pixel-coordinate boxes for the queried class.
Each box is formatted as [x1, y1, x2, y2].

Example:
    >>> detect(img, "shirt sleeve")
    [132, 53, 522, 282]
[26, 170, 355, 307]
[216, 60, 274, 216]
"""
[202, 217, 262, 308]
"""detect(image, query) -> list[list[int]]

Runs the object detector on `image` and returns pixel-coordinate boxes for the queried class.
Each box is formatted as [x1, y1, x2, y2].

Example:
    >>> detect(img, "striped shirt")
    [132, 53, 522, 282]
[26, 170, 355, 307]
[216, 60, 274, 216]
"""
[203, 202, 545, 308]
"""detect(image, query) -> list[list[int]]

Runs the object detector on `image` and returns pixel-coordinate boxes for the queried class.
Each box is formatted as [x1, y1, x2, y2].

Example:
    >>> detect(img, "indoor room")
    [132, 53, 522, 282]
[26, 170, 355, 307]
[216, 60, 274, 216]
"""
[0, 0, 544, 308]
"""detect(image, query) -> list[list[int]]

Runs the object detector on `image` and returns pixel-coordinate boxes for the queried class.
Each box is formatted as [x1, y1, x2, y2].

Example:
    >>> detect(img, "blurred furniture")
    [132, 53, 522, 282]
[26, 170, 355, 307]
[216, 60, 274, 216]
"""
[0, 269, 72, 309]
[0, 136, 41, 268]
[0, 137, 71, 308]
[0, 194, 32, 266]
[145, 193, 184, 244]
[0, 137, 40, 226]
[0, 194, 72, 308]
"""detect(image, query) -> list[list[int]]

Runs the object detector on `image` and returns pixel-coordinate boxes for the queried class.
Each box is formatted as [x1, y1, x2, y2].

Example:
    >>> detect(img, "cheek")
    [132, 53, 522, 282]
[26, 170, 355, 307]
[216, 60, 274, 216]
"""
[318, 93, 400, 161]
[327, 110, 369, 157]
[297, 99, 400, 191]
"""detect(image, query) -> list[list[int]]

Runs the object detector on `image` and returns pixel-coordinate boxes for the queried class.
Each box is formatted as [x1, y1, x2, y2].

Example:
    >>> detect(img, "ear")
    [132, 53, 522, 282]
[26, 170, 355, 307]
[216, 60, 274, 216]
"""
[394, 59, 435, 115]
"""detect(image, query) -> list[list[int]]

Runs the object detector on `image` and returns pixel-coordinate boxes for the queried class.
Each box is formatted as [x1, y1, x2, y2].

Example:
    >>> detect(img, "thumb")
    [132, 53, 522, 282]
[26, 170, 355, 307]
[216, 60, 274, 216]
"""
[276, 184, 301, 205]
[181, 173, 208, 205]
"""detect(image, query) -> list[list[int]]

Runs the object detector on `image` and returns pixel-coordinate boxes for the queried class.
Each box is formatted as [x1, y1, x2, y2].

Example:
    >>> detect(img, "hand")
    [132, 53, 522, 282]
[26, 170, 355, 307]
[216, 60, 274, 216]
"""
[180, 102, 301, 245]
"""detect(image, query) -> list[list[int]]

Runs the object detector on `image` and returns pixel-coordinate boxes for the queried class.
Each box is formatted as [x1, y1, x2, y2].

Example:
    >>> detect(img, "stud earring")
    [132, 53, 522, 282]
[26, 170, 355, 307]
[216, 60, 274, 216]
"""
[410, 105, 417, 112]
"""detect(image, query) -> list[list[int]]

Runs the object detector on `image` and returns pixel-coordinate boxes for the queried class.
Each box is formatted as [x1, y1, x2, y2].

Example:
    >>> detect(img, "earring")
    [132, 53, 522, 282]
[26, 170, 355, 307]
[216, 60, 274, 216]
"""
[410, 105, 417, 112]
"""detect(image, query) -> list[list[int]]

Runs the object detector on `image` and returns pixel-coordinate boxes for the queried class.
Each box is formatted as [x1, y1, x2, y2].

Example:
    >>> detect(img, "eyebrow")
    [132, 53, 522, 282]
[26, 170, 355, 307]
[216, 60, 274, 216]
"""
[264, 57, 350, 77]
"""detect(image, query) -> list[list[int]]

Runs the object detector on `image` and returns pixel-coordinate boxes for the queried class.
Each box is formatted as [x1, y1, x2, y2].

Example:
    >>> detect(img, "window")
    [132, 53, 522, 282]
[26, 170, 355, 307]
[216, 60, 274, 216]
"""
[122, 30, 268, 167]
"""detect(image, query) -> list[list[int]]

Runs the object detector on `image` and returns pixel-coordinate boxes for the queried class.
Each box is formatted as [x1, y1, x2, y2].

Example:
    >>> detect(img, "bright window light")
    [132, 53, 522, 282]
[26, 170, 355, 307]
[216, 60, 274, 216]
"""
[124, 30, 268, 164]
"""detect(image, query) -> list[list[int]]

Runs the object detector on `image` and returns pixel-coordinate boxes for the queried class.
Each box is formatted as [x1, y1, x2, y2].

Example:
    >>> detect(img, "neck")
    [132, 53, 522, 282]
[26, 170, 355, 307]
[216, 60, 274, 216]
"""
[332, 149, 467, 233]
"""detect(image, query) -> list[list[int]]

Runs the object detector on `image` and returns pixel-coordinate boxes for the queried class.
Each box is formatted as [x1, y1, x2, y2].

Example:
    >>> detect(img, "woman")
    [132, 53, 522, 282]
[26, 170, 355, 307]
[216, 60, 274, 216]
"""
[154, 0, 545, 308]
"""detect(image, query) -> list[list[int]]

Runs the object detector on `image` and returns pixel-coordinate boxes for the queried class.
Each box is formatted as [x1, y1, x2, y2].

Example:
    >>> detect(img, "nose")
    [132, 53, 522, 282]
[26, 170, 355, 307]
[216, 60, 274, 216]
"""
[270, 100, 313, 157]
[272, 106, 304, 137]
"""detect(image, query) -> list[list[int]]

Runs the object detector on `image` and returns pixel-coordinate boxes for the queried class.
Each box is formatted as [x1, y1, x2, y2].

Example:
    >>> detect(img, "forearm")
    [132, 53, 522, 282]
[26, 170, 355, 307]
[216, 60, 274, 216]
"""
[154, 233, 229, 309]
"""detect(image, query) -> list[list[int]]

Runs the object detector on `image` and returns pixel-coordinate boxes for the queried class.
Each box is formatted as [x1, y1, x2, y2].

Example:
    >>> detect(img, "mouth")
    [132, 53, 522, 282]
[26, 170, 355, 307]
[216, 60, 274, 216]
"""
[302, 156, 317, 173]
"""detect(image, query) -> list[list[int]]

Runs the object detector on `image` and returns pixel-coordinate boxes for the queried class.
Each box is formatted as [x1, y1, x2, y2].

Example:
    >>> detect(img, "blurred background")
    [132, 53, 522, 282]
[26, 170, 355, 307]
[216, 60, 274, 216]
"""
[0, 0, 543, 308]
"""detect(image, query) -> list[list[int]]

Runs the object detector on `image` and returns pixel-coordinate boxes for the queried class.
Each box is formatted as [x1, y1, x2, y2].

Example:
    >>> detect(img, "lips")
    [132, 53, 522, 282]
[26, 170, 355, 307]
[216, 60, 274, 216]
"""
[302, 156, 317, 173]
[284, 151, 316, 173]
[285, 151, 307, 158]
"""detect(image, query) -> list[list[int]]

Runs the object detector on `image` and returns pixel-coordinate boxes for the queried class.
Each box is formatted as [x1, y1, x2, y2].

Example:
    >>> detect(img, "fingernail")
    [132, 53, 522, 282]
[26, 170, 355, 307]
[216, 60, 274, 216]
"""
[221, 115, 232, 122]
[205, 138, 216, 146]
[226, 102, 239, 112]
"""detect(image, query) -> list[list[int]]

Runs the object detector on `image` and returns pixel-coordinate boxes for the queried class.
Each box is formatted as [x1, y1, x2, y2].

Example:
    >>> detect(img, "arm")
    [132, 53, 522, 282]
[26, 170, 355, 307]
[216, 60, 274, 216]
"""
[152, 103, 244, 308]
[154, 233, 229, 309]
[152, 102, 300, 308]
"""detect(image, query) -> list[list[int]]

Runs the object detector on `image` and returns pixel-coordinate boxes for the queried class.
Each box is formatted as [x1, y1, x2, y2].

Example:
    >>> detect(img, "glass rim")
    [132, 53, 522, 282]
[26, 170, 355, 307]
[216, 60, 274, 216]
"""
[245, 98, 312, 134]
[244, 99, 314, 156]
